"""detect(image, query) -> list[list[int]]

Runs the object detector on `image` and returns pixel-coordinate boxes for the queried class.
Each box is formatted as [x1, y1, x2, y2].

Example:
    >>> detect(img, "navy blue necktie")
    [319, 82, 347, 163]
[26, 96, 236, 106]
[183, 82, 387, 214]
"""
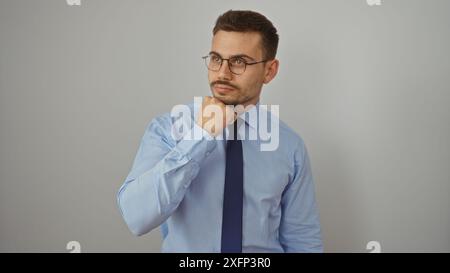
[221, 120, 244, 253]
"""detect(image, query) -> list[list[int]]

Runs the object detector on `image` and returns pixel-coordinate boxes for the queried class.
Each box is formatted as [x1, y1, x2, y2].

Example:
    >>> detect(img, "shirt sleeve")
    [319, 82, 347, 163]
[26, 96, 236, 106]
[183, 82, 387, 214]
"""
[117, 115, 217, 236]
[279, 141, 323, 252]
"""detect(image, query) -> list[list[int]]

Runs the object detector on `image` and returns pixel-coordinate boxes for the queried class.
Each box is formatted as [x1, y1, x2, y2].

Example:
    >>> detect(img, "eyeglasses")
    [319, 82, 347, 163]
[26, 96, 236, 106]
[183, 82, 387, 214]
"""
[202, 53, 267, 75]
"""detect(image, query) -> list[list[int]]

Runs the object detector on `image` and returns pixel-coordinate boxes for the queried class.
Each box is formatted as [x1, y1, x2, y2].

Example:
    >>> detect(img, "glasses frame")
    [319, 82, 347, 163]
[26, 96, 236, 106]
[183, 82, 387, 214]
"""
[202, 53, 268, 75]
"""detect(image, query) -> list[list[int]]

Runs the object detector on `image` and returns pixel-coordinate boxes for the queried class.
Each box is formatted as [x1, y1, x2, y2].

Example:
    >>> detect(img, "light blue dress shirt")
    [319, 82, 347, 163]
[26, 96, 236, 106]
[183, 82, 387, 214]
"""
[117, 102, 323, 252]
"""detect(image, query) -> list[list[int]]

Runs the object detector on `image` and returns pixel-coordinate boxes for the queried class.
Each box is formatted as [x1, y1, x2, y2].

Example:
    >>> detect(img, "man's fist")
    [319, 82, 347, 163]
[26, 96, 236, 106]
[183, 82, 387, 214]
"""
[196, 96, 236, 136]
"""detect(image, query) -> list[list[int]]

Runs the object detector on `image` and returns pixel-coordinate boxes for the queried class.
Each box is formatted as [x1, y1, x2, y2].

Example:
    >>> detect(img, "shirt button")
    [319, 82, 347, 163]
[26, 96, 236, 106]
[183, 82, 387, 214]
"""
[206, 151, 211, 157]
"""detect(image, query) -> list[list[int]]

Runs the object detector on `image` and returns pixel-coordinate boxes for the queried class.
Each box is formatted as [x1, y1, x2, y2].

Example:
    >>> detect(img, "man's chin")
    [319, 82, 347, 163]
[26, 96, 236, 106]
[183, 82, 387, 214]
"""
[212, 94, 239, 105]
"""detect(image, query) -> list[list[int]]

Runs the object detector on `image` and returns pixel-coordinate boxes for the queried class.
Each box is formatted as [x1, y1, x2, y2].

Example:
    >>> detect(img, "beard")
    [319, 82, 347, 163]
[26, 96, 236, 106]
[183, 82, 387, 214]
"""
[210, 81, 242, 105]
[209, 80, 260, 107]
[213, 92, 241, 105]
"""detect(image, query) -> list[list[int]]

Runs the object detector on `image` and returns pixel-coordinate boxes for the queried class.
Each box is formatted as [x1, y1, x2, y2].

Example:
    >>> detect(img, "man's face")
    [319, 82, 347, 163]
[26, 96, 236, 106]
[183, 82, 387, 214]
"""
[207, 30, 276, 106]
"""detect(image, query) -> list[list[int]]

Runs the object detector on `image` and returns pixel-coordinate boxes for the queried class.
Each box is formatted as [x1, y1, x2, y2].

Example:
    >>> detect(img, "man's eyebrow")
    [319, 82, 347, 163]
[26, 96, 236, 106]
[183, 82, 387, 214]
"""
[209, 51, 256, 61]
[231, 54, 256, 61]
[208, 51, 222, 57]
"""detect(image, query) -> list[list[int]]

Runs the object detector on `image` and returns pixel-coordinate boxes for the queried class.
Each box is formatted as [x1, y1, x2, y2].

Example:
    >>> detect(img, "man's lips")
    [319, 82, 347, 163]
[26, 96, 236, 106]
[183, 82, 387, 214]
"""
[213, 84, 236, 92]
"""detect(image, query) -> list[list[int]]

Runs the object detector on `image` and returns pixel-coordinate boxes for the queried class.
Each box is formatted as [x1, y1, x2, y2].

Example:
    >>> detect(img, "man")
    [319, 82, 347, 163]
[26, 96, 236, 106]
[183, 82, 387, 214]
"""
[117, 10, 323, 252]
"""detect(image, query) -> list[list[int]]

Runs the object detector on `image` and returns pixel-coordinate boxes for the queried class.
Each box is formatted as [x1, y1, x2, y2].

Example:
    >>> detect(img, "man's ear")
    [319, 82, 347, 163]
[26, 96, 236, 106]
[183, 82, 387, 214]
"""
[263, 59, 279, 84]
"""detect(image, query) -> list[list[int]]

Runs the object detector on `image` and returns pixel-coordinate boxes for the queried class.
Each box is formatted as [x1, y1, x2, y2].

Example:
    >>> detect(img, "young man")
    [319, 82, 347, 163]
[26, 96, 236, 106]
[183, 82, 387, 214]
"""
[117, 10, 323, 252]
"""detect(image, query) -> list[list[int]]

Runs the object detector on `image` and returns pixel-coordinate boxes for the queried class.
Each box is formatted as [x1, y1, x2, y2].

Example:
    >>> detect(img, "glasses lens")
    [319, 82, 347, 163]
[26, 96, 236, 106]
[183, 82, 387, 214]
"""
[229, 57, 246, 75]
[205, 55, 222, 71]
[203, 54, 246, 75]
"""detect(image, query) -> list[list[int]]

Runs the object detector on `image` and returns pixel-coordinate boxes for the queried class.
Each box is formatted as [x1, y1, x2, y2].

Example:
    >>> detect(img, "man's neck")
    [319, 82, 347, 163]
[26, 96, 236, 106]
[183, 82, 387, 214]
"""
[239, 96, 260, 109]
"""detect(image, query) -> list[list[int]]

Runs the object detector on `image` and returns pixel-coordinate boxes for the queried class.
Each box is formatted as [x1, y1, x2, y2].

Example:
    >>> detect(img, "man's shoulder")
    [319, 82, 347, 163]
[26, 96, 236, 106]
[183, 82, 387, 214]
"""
[279, 119, 305, 147]
[259, 105, 305, 147]
[245, 105, 307, 162]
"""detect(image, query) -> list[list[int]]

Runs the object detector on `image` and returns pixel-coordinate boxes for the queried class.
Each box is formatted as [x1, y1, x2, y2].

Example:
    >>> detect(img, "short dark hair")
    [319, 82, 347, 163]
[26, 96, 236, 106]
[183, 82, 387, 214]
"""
[213, 10, 279, 60]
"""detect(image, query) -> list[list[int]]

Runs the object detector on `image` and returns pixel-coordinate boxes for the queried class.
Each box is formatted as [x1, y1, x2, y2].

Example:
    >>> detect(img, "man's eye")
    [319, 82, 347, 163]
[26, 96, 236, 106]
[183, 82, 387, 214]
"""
[231, 58, 245, 65]
[211, 55, 221, 63]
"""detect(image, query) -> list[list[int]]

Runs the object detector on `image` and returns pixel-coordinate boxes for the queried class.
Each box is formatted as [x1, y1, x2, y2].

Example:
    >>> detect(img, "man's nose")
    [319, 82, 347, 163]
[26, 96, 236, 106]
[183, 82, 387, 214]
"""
[218, 59, 233, 80]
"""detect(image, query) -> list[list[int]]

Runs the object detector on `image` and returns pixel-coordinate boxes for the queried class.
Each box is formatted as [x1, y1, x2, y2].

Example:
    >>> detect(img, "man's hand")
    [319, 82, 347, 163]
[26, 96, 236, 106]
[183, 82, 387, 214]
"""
[196, 96, 236, 136]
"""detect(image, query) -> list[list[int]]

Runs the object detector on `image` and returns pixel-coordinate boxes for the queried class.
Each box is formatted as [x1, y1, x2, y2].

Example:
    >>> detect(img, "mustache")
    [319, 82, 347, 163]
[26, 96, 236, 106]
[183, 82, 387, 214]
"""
[210, 81, 239, 90]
